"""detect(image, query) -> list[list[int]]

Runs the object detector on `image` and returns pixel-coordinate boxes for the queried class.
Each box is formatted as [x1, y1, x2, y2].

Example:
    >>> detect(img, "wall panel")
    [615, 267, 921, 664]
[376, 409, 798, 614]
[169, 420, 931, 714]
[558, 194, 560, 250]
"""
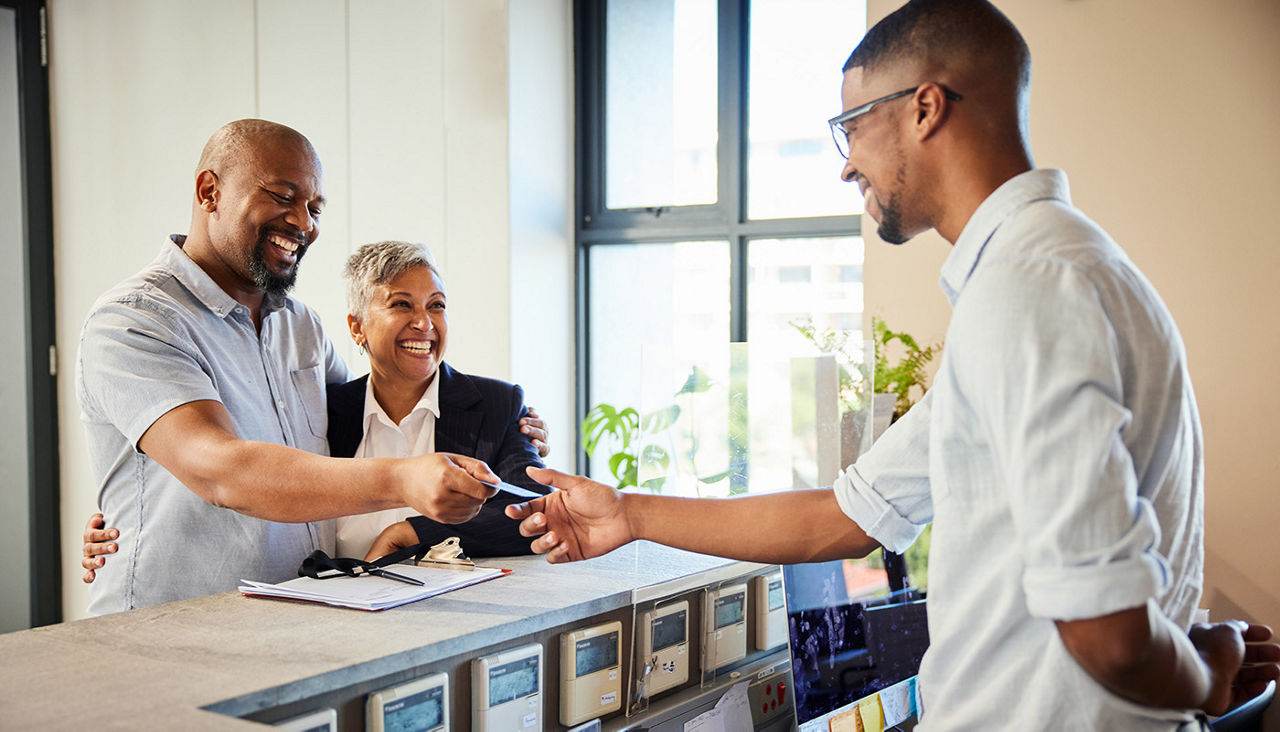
[51, 0, 258, 621]
[257, 0, 354, 365]
[441, 0, 511, 376]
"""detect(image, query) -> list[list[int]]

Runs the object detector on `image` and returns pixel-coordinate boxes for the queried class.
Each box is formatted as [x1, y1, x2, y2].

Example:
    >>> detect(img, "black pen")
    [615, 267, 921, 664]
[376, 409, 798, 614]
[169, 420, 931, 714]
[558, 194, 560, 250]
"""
[352, 565, 425, 586]
[370, 568, 424, 586]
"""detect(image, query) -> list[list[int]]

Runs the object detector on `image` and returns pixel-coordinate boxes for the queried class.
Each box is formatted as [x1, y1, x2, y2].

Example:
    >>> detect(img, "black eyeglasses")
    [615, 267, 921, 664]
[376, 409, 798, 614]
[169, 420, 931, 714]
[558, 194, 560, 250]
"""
[828, 86, 963, 159]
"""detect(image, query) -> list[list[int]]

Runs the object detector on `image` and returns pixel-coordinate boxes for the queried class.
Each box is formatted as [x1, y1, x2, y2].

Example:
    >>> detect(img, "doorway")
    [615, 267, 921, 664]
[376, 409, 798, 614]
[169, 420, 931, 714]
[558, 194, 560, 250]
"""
[0, 0, 60, 631]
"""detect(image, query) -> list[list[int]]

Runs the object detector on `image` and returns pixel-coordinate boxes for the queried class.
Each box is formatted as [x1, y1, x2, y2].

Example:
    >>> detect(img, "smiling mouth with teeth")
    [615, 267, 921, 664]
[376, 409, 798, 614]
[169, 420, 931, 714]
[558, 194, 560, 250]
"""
[268, 233, 300, 254]
[400, 341, 434, 354]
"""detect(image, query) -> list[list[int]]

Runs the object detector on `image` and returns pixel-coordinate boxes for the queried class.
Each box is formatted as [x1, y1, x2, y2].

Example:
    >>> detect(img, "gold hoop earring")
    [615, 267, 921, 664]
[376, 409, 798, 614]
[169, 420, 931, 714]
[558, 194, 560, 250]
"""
[357, 343, 366, 357]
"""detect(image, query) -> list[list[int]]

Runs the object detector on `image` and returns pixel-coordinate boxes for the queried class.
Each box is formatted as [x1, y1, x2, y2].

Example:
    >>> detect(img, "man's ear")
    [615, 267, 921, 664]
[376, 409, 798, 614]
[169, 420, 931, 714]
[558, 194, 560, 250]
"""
[912, 83, 952, 141]
[195, 170, 219, 212]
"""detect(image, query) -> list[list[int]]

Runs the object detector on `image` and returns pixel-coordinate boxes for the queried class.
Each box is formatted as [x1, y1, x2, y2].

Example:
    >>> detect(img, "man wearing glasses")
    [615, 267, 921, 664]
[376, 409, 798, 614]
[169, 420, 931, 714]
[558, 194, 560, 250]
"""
[503, 0, 1280, 728]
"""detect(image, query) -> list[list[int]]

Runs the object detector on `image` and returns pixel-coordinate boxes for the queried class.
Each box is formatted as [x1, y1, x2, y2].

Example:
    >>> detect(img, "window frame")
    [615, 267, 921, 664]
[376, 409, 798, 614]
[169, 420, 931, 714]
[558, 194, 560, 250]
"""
[1, 0, 60, 627]
[573, 0, 863, 473]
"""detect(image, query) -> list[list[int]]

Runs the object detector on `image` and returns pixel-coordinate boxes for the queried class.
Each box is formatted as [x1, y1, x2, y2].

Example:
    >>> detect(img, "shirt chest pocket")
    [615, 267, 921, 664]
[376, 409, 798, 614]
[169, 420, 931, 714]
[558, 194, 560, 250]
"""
[288, 365, 328, 442]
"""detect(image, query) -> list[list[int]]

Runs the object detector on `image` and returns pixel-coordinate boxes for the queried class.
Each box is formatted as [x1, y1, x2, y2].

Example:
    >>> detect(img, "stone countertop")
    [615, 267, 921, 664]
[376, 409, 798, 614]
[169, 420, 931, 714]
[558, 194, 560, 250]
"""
[2, 542, 761, 730]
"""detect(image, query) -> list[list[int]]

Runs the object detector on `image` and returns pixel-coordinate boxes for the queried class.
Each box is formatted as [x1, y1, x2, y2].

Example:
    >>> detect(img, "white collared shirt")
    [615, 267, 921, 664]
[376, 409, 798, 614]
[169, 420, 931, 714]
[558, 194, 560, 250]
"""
[833, 169, 1204, 729]
[334, 375, 442, 556]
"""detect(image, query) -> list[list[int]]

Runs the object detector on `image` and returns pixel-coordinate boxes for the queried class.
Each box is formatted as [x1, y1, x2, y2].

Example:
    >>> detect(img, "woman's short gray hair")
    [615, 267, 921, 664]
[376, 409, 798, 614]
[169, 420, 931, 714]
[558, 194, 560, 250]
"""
[344, 241, 443, 320]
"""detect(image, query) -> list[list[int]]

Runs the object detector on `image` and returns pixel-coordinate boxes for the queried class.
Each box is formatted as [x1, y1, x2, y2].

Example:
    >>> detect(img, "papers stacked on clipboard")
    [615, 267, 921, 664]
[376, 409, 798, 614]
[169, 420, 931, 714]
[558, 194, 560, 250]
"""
[239, 563, 509, 611]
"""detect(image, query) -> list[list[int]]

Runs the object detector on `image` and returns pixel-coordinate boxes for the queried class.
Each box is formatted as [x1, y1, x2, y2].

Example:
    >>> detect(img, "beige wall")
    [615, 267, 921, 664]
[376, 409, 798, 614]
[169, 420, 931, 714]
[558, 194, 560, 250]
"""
[865, 0, 1280, 721]
[49, 0, 575, 621]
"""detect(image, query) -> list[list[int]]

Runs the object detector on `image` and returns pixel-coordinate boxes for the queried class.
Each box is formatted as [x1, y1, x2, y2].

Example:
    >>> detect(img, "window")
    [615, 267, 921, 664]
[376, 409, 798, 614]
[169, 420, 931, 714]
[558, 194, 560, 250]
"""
[576, 0, 867, 478]
[776, 265, 811, 284]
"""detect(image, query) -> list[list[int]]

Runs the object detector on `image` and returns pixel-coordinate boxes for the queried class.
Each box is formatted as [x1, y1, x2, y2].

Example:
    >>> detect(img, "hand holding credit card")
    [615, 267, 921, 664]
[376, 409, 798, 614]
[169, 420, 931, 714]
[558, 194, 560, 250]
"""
[480, 479, 545, 499]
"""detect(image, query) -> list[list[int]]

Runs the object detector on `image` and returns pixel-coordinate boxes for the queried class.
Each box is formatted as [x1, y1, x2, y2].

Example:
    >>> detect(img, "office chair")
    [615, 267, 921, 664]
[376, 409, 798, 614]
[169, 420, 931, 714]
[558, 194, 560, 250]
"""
[1211, 680, 1276, 732]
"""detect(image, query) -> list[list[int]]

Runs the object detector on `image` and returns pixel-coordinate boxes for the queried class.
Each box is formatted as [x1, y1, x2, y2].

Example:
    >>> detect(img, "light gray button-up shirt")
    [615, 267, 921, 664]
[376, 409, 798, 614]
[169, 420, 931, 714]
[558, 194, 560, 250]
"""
[77, 237, 350, 615]
[834, 170, 1204, 729]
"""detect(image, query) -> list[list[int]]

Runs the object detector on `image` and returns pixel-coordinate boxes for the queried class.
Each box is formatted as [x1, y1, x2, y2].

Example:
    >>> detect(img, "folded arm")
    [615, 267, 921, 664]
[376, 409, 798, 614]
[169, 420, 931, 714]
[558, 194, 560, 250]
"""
[1058, 605, 1280, 715]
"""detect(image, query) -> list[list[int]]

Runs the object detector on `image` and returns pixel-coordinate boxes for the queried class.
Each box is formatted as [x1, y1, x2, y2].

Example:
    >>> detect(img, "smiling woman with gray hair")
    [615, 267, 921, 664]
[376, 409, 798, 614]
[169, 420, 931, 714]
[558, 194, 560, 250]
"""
[328, 240, 551, 559]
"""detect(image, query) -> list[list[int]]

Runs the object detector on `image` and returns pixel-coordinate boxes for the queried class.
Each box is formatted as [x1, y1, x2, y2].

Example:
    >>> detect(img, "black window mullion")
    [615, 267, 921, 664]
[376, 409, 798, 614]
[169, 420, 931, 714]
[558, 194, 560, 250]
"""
[574, 0, 605, 232]
[574, 242, 590, 475]
[720, 0, 746, 342]
[3, 0, 60, 627]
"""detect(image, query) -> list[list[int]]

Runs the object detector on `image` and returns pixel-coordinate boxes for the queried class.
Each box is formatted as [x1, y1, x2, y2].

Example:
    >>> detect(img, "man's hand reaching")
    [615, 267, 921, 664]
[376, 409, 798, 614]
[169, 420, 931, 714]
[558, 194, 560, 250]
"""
[403, 453, 499, 524]
[505, 467, 635, 563]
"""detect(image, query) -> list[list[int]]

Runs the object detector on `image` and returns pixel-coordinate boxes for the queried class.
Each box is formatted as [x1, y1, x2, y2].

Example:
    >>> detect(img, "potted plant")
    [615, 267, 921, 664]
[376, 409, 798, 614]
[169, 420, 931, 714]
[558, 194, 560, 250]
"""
[870, 315, 941, 422]
[580, 365, 728, 493]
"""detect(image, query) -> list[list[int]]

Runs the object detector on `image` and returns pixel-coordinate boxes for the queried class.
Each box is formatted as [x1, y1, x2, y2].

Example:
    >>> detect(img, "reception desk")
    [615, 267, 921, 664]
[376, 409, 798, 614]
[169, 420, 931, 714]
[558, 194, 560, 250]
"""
[1, 542, 793, 730]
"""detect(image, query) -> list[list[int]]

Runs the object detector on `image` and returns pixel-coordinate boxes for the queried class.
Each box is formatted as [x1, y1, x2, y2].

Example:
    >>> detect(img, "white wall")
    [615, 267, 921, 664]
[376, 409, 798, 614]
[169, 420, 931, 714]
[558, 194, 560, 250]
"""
[50, 0, 574, 621]
[509, 0, 576, 473]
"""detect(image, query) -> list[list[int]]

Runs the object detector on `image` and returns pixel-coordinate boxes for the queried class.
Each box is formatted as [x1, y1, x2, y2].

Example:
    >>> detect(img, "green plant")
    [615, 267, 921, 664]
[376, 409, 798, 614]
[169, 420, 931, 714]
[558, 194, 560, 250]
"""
[581, 364, 724, 493]
[788, 318, 869, 414]
[871, 315, 941, 419]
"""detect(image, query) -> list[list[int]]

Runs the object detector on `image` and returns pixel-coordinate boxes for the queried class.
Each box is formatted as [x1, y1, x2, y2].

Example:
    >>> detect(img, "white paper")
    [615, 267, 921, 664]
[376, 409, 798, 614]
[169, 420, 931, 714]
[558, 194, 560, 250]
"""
[683, 708, 724, 732]
[879, 678, 913, 726]
[683, 680, 751, 732]
[239, 564, 505, 611]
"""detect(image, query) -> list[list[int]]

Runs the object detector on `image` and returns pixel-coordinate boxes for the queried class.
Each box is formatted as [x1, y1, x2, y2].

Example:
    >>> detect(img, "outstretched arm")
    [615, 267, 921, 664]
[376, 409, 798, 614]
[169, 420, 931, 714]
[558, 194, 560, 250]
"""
[506, 467, 881, 564]
[139, 400, 499, 523]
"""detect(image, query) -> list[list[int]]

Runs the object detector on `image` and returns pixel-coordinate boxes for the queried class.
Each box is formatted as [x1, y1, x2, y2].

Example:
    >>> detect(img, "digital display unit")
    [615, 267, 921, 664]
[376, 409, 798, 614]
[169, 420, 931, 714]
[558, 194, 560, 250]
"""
[489, 656, 539, 706]
[753, 572, 787, 651]
[384, 688, 444, 731]
[366, 672, 447, 732]
[702, 584, 748, 672]
[560, 620, 623, 726]
[651, 608, 687, 652]
[782, 558, 928, 731]
[472, 643, 542, 731]
[575, 632, 619, 678]
[274, 708, 337, 732]
[715, 592, 745, 628]
[637, 601, 690, 698]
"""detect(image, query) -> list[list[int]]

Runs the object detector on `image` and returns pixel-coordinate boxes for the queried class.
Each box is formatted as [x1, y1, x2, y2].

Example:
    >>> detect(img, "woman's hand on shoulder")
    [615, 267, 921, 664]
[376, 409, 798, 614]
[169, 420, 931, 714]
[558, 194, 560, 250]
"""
[520, 406, 550, 459]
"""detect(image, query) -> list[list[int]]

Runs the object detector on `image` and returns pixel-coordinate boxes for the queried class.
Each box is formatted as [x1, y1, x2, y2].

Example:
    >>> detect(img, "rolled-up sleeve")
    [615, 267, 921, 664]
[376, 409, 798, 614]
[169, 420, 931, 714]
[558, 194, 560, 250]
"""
[959, 259, 1168, 621]
[832, 390, 934, 553]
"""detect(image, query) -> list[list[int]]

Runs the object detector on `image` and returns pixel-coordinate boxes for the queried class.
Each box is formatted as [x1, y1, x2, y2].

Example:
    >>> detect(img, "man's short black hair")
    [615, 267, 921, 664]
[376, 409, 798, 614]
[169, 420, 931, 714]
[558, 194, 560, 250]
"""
[843, 0, 1030, 95]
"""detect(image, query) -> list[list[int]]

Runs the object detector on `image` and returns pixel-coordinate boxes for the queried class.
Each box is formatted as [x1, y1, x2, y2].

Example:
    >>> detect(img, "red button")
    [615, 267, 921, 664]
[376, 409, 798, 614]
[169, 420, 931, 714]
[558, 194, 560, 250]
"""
[766, 683, 772, 696]
[762, 702, 769, 714]
[778, 682, 787, 702]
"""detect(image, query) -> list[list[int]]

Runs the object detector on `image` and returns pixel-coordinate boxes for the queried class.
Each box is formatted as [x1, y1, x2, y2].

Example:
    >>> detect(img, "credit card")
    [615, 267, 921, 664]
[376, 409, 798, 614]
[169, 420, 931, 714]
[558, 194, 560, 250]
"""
[482, 480, 544, 499]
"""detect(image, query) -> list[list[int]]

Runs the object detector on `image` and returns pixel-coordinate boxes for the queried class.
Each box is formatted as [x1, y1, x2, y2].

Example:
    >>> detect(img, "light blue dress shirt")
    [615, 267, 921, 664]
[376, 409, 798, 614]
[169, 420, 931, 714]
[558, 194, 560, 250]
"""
[77, 238, 350, 615]
[834, 170, 1204, 729]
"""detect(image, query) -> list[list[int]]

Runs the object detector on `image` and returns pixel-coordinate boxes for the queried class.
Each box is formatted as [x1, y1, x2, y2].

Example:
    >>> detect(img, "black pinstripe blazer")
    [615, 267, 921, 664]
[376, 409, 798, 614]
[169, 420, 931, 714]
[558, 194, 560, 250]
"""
[326, 363, 549, 557]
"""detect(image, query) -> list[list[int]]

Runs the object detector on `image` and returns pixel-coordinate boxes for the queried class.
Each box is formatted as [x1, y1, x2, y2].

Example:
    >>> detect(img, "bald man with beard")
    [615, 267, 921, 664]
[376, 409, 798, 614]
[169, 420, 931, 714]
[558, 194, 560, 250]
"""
[504, 1, 1279, 728]
[76, 119, 499, 615]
